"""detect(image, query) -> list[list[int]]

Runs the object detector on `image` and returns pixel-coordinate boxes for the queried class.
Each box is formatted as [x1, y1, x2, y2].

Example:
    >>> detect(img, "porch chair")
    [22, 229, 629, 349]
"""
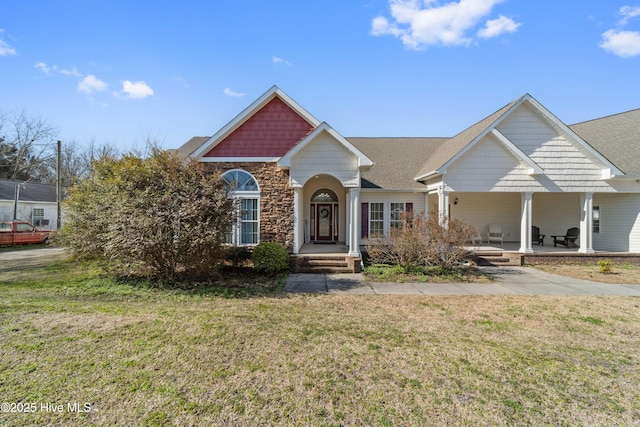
[470, 231, 483, 245]
[551, 227, 580, 248]
[532, 225, 545, 245]
[488, 224, 504, 244]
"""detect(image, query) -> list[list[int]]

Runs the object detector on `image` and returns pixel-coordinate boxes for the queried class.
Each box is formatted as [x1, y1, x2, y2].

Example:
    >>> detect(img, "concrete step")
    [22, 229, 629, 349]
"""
[291, 255, 357, 273]
[297, 267, 355, 274]
[304, 259, 349, 268]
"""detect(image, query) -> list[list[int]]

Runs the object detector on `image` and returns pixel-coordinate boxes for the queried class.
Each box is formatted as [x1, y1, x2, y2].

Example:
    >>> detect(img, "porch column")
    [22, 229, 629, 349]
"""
[580, 193, 595, 254]
[519, 192, 533, 253]
[424, 193, 429, 218]
[348, 188, 360, 257]
[437, 187, 449, 224]
[292, 187, 302, 254]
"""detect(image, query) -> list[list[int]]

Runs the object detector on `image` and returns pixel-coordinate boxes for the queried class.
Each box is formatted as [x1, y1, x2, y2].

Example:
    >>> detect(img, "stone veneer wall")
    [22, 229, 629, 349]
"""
[204, 162, 295, 252]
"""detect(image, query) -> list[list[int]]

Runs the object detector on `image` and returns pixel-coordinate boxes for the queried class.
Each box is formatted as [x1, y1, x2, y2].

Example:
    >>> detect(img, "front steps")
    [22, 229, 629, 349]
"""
[291, 255, 361, 274]
[474, 251, 523, 267]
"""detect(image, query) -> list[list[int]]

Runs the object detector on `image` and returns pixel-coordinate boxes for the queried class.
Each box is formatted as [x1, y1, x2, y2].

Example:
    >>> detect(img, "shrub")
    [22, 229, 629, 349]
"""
[225, 246, 252, 267]
[365, 213, 474, 272]
[57, 149, 235, 281]
[598, 258, 613, 274]
[252, 242, 290, 274]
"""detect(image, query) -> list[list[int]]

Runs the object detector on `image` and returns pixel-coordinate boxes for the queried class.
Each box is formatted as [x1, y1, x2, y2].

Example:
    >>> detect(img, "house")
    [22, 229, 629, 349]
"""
[0, 179, 59, 229]
[176, 85, 640, 267]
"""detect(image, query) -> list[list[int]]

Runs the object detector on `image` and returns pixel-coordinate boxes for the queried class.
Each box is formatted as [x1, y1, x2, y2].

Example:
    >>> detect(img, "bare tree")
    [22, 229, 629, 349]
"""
[0, 109, 59, 183]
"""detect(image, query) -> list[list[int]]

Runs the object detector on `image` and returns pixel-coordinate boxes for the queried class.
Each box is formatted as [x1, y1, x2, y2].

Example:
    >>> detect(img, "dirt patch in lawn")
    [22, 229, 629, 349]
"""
[29, 312, 155, 335]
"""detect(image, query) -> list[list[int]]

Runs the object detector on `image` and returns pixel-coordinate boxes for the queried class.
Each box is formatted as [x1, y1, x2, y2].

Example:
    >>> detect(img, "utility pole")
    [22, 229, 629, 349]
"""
[56, 140, 62, 230]
[13, 184, 22, 220]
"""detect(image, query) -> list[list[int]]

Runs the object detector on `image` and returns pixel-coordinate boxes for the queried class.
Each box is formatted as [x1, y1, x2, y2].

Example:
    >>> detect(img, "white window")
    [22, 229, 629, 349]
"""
[222, 170, 260, 245]
[32, 208, 45, 226]
[369, 202, 384, 237]
[593, 206, 600, 234]
[390, 202, 405, 230]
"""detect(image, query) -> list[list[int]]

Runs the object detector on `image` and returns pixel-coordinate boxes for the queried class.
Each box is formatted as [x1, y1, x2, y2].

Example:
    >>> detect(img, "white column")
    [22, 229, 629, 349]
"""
[292, 187, 301, 254]
[580, 193, 595, 254]
[424, 193, 430, 218]
[348, 188, 360, 257]
[519, 192, 533, 253]
[438, 187, 449, 224]
[345, 189, 351, 246]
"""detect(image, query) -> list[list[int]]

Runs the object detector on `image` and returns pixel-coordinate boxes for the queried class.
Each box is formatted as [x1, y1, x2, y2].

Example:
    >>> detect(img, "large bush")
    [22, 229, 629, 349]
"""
[57, 149, 235, 280]
[252, 242, 290, 274]
[365, 213, 474, 272]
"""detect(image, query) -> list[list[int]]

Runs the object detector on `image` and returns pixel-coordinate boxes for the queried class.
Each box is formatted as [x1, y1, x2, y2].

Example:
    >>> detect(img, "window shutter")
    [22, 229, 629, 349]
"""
[361, 202, 369, 238]
[406, 203, 413, 213]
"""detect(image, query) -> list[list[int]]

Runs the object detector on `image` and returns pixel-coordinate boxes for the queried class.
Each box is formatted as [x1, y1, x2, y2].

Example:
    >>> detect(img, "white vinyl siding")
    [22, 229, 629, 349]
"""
[444, 102, 638, 194]
[592, 194, 640, 252]
[448, 192, 522, 242]
[290, 131, 359, 187]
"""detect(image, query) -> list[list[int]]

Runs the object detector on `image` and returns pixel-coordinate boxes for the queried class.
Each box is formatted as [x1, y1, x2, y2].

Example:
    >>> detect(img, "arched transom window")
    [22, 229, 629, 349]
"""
[311, 189, 338, 203]
[222, 169, 259, 192]
[221, 170, 260, 245]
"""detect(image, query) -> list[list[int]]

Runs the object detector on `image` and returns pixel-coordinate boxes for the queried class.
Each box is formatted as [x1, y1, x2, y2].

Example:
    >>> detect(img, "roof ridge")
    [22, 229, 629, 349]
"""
[346, 136, 450, 139]
[571, 107, 640, 126]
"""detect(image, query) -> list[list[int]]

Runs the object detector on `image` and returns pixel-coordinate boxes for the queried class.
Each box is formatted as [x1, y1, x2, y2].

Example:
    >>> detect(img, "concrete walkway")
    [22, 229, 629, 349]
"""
[284, 266, 640, 296]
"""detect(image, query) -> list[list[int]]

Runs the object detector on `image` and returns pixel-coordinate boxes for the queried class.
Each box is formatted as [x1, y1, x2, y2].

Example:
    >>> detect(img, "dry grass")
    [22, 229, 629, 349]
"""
[534, 261, 640, 284]
[1, 257, 639, 426]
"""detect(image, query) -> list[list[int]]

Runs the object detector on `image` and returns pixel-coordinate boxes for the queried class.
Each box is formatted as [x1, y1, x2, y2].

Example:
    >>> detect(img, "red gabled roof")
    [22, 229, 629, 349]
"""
[204, 97, 315, 158]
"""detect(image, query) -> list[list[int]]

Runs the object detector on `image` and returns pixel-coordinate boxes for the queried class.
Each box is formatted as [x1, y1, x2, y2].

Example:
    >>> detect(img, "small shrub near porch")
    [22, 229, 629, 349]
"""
[252, 242, 290, 274]
[364, 213, 476, 274]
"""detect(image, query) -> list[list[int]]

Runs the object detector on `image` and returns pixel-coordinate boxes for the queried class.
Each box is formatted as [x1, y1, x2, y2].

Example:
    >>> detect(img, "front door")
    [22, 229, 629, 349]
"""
[316, 204, 333, 241]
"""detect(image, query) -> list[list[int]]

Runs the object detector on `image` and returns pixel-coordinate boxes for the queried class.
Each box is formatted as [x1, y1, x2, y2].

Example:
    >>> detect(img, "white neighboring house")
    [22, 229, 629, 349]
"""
[0, 179, 59, 230]
[175, 86, 640, 259]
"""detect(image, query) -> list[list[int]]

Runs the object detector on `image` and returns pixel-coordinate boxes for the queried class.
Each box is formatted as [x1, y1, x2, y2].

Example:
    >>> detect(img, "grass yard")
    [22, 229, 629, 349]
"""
[364, 264, 492, 283]
[533, 260, 640, 284]
[1, 255, 639, 426]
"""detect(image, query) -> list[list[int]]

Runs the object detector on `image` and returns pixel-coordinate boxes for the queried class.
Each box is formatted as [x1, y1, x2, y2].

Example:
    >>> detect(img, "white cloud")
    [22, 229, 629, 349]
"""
[223, 88, 245, 97]
[35, 62, 57, 74]
[78, 74, 108, 93]
[619, 5, 640, 26]
[600, 29, 640, 57]
[600, 5, 640, 57]
[272, 56, 291, 66]
[478, 15, 521, 38]
[176, 76, 190, 88]
[0, 30, 16, 56]
[0, 39, 16, 56]
[61, 67, 83, 77]
[121, 80, 154, 99]
[371, 0, 520, 49]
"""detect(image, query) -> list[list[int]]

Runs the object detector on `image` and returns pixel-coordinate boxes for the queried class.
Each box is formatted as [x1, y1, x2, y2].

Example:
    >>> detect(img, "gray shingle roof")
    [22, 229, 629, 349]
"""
[177, 95, 639, 187]
[0, 179, 57, 202]
[348, 137, 448, 189]
[570, 108, 640, 175]
[173, 136, 211, 159]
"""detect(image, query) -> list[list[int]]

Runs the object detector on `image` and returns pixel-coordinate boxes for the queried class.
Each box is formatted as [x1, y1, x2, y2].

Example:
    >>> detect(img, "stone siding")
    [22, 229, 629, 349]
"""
[204, 162, 294, 251]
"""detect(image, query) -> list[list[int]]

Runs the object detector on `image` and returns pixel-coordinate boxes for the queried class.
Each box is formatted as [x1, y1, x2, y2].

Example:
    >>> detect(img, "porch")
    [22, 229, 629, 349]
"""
[292, 241, 640, 271]
[467, 242, 640, 266]
[291, 242, 360, 274]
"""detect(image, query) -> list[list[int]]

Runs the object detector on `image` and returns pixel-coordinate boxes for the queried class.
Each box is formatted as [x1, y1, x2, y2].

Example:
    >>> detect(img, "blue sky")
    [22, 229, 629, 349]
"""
[1, 1, 640, 151]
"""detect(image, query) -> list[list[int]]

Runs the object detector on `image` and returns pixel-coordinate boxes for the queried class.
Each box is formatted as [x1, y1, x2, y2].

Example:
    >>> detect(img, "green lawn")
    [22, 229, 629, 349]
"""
[1, 257, 639, 426]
